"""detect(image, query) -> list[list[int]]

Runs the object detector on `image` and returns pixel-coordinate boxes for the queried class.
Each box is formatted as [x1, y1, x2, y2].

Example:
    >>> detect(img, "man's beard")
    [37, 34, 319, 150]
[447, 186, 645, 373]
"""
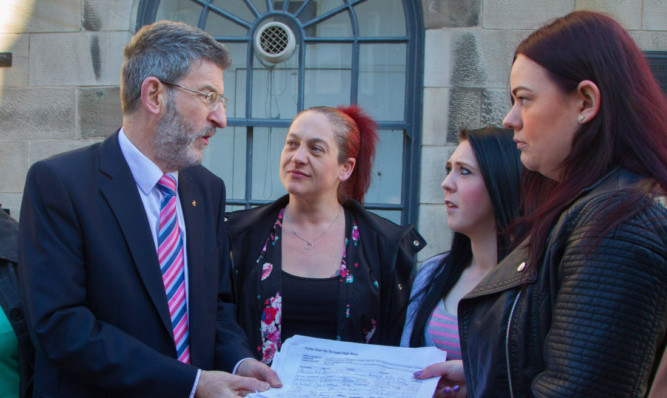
[153, 98, 216, 171]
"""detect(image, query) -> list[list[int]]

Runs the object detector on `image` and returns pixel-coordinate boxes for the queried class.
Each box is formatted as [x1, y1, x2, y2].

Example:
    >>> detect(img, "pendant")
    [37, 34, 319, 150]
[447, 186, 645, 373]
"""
[304, 241, 314, 250]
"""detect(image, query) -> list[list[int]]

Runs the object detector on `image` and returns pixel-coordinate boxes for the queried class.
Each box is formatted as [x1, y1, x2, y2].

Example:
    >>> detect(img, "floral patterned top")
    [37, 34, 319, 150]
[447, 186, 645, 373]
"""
[255, 208, 373, 363]
[227, 195, 425, 365]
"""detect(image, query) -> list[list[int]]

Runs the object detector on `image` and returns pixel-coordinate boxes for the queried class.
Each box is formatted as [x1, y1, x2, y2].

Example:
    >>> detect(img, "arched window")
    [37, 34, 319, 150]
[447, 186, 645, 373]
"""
[137, 0, 423, 225]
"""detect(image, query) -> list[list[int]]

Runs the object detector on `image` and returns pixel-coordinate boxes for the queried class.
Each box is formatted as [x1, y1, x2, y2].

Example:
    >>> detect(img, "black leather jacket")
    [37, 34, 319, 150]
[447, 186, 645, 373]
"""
[459, 169, 667, 397]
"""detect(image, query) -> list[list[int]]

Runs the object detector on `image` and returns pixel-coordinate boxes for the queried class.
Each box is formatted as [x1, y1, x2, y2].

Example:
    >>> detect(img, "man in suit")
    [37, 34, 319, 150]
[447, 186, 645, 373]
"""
[18, 21, 281, 397]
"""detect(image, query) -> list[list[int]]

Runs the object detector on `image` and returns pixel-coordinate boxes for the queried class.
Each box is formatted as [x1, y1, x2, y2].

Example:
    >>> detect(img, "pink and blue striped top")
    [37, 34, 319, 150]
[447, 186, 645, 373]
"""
[426, 300, 462, 360]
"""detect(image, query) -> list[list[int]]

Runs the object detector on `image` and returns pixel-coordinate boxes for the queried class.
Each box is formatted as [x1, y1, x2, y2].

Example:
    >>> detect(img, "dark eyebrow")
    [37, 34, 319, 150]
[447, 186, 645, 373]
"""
[448, 159, 476, 171]
[307, 137, 328, 147]
[285, 133, 330, 149]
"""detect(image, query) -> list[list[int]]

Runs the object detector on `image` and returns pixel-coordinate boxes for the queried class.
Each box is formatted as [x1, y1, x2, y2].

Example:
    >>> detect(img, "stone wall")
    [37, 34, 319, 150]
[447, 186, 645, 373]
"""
[0, 0, 133, 215]
[0, 0, 664, 262]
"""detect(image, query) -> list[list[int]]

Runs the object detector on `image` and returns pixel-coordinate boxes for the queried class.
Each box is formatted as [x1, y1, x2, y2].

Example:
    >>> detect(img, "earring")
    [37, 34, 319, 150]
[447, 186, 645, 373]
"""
[577, 114, 586, 123]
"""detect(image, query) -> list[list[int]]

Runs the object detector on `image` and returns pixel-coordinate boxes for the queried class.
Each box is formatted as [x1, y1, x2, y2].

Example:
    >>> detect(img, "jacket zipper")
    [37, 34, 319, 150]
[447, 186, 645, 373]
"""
[506, 290, 522, 398]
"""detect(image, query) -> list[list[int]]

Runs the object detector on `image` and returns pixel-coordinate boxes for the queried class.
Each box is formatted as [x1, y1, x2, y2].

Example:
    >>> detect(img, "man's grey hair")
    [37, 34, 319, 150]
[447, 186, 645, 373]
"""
[121, 20, 231, 114]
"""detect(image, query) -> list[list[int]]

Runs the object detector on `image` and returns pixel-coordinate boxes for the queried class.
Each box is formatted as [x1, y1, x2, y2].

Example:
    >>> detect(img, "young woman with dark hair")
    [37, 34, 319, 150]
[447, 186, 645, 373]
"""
[227, 105, 425, 364]
[401, 127, 522, 397]
[458, 11, 667, 397]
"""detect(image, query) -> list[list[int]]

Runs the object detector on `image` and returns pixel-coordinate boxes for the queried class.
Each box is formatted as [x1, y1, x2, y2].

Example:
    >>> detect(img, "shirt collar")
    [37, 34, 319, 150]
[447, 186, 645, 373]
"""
[118, 128, 178, 195]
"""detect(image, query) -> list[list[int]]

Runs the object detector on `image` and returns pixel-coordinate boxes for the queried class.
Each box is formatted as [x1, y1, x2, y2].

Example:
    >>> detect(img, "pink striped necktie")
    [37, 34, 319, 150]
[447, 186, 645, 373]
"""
[156, 174, 190, 364]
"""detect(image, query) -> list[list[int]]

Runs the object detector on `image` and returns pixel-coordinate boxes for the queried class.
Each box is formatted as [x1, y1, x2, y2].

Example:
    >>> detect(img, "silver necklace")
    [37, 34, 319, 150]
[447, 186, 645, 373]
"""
[285, 207, 342, 250]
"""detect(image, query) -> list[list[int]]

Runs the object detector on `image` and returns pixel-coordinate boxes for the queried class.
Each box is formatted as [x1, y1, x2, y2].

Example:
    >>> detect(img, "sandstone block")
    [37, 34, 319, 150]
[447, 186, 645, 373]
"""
[644, 0, 667, 31]
[30, 31, 131, 86]
[0, 34, 29, 86]
[422, 88, 450, 146]
[576, 0, 642, 29]
[84, 0, 134, 31]
[79, 87, 122, 139]
[483, 0, 574, 29]
[424, 29, 452, 87]
[422, 0, 481, 29]
[0, 88, 76, 139]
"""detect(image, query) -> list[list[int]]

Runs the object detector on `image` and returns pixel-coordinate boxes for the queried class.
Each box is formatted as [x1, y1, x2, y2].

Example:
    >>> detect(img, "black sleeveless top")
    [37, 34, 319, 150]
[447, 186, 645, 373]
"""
[281, 270, 338, 341]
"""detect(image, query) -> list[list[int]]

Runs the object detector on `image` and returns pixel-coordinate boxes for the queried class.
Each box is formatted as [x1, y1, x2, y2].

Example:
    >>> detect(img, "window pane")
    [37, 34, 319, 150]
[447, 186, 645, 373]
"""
[309, 8, 351, 37]
[304, 43, 352, 108]
[296, 0, 343, 25]
[249, 0, 268, 14]
[354, 0, 405, 37]
[202, 127, 247, 200]
[251, 68, 299, 120]
[205, 7, 252, 37]
[365, 129, 403, 204]
[222, 43, 248, 119]
[252, 127, 288, 201]
[155, 0, 203, 27]
[358, 43, 406, 121]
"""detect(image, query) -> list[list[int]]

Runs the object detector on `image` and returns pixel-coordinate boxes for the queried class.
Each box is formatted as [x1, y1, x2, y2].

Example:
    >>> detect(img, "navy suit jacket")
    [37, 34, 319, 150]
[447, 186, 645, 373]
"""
[18, 132, 253, 397]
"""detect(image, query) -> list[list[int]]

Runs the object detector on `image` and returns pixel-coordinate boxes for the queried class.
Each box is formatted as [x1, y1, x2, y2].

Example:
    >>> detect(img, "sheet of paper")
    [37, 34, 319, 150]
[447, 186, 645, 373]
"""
[248, 335, 447, 398]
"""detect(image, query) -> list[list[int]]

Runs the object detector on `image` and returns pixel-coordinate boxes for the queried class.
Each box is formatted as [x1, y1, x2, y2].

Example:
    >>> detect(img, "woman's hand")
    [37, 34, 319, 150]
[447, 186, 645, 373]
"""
[414, 360, 466, 398]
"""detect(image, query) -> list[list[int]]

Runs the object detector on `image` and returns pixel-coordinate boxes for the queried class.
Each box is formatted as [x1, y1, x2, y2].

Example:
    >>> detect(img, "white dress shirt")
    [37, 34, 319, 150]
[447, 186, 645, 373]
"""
[117, 129, 201, 397]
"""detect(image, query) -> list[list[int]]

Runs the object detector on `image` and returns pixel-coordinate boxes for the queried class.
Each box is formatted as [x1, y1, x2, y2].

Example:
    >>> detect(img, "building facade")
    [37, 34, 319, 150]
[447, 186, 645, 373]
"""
[1, 0, 665, 260]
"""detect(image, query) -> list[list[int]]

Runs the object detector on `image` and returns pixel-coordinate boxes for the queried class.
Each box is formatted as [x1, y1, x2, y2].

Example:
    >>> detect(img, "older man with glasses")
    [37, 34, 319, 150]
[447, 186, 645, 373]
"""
[18, 20, 281, 398]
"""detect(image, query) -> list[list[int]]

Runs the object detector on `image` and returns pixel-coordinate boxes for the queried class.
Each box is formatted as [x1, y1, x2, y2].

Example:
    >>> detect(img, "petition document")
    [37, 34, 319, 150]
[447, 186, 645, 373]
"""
[249, 335, 447, 398]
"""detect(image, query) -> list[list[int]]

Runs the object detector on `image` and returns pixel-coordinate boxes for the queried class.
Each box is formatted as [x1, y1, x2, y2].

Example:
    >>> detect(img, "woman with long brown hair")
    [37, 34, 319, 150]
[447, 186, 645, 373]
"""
[458, 11, 667, 397]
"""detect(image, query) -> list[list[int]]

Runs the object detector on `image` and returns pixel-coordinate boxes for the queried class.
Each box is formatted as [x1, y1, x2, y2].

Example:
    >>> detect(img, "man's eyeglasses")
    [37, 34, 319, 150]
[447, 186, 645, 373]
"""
[159, 80, 228, 111]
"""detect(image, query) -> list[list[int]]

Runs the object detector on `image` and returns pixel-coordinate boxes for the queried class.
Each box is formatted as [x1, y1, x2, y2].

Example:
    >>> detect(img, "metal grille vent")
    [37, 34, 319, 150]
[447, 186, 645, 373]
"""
[254, 21, 296, 64]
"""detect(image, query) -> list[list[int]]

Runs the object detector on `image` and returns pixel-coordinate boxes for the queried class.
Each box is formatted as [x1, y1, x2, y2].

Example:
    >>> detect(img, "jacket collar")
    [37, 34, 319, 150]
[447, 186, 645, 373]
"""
[226, 194, 425, 254]
[463, 239, 535, 298]
[562, 167, 644, 210]
[463, 168, 646, 298]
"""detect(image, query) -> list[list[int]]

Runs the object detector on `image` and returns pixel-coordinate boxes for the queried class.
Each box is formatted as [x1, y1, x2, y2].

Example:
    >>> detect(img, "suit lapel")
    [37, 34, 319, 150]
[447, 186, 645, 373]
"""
[97, 133, 173, 336]
[179, 170, 215, 366]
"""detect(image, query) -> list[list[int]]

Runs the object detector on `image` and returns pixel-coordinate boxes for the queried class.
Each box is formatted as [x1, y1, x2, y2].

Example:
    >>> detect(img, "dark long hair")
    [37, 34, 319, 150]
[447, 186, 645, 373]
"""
[304, 105, 379, 204]
[409, 127, 522, 347]
[512, 11, 667, 269]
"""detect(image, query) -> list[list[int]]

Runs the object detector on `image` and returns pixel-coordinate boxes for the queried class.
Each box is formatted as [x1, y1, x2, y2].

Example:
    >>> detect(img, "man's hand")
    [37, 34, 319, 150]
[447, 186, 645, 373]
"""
[236, 359, 283, 388]
[195, 370, 270, 398]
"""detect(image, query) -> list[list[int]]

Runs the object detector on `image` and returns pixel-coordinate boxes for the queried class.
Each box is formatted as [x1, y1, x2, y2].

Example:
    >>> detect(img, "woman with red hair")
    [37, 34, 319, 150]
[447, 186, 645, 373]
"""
[227, 105, 425, 364]
[458, 11, 667, 397]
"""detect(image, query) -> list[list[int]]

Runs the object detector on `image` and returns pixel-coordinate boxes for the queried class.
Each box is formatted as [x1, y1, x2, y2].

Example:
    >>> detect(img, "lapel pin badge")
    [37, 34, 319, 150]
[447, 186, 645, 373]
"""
[192, 200, 197, 207]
